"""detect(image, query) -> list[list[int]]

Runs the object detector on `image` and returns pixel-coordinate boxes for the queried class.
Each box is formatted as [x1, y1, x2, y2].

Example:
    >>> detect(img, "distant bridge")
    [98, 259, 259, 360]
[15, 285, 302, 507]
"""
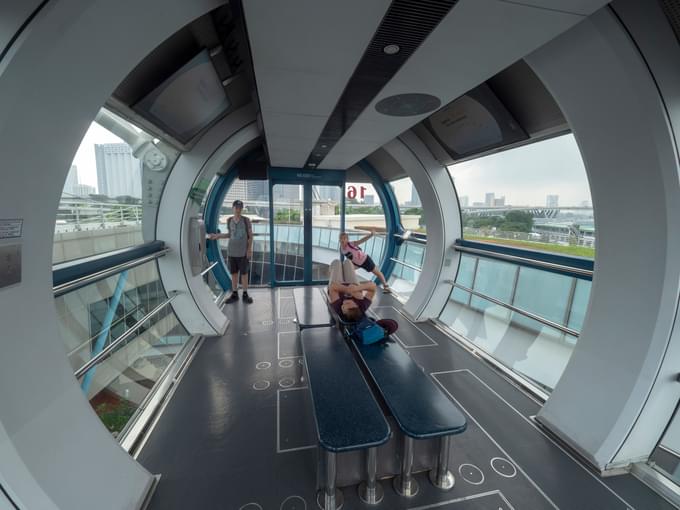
[461, 206, 592, 218]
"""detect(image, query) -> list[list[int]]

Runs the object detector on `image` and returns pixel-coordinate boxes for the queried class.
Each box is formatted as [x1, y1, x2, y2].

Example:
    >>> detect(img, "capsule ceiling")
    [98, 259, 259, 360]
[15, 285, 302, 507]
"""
[108, 1, 610, 171]
[243, 0, 609, 170]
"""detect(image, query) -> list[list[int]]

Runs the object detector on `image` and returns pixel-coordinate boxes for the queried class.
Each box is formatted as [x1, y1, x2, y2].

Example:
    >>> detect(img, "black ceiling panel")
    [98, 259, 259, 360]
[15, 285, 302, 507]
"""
[304, 0, 459, 169]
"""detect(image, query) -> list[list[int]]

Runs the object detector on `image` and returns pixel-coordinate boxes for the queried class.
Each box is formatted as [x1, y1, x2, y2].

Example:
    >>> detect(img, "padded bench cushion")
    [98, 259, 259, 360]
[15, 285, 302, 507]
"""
[294, 287, 334, 329]
[301, 327, 390, 452]
[353, 339, 467, 439]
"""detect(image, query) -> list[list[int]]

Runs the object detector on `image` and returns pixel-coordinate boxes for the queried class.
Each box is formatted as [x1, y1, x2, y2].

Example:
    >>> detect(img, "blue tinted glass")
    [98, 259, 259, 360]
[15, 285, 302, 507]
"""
[405, 244, 425, 267]
[451, 287, 470, 304]
[472, 259, 516, 303]
[513, 267, 573, 326]
[568, 279, 591, 331]
[455, 255, 476, 288]
[320, 228, 330, 247]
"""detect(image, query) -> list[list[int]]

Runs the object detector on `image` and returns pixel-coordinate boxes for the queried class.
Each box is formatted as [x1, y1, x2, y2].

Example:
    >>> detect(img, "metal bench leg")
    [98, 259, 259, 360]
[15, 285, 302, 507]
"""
[358, 447, 384, 505]
[317, 450, 343, 510]
[429, 435, 455, 490]
[394, 436, 419, 497]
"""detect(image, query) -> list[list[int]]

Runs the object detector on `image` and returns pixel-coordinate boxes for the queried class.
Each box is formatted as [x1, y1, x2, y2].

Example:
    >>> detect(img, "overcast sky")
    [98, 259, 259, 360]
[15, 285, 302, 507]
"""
[70, 122, 127, 190]
[448, 134, 592, 207]
[70, 124, 590, 207]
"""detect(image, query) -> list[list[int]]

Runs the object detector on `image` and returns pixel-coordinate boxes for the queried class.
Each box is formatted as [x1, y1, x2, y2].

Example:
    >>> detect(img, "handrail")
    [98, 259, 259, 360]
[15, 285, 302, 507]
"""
[73, 294, 177, 379]
[445, 280, 579, 337]
[454, 244, 593, 279]
[200, 261, 219, 277]
[390, 258, 423, 272]
[54, 248, 169, 296]
[394, 233, 427, 245]
[66, 304, 144, 358]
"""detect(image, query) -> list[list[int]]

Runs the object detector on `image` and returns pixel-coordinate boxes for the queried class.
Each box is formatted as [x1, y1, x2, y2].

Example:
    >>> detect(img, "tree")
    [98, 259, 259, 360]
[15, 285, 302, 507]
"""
[502, 210, 533, 232]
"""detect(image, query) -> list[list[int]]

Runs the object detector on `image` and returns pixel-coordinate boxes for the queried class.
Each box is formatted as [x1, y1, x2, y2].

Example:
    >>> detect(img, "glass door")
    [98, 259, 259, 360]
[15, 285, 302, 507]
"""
[269, 170, 345, 286]
[271, 183, 305, 284]
[311, 185, 344, 281]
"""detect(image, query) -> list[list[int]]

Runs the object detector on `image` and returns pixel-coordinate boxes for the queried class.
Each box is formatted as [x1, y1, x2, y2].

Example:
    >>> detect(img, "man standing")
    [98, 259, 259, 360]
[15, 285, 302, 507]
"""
[207, 199, 254, 303]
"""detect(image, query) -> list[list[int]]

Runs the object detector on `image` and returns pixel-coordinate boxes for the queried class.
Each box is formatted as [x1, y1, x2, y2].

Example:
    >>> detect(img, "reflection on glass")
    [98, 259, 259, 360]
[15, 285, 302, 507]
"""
[55, 260, 191, 434]
[439, 254, 589, 391]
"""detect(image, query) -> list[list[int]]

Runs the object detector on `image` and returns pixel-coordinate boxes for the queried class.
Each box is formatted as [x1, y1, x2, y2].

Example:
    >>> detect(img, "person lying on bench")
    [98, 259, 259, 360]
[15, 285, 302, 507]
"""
[328, 259, 375, 322]
[327, 259, 398, 335]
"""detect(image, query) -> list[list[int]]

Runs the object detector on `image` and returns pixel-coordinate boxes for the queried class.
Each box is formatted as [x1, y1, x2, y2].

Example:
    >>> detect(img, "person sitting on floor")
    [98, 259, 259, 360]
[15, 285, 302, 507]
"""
[327, 259, 398, 335]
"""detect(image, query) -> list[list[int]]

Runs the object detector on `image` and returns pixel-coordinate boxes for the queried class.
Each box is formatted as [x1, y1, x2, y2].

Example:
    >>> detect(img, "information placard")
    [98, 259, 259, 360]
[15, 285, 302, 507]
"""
[0, 219, 23, 239]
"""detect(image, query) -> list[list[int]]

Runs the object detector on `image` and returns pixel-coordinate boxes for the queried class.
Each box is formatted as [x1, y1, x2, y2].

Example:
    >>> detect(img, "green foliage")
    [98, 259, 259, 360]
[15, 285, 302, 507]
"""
[403, 207, 426, 227]
[95, 401, 136, 434]
[465, 234, 595, 259]
[274, 209, 301, 223]
[462, 210, 533, 232]
[346, 205, 384, 215]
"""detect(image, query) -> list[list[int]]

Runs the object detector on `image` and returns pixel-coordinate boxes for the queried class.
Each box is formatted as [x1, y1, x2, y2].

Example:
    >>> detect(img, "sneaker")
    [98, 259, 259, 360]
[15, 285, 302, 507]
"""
[242, 292, 253, 304]
[382, 285, 392, 294]
[225, 292, 239, 304]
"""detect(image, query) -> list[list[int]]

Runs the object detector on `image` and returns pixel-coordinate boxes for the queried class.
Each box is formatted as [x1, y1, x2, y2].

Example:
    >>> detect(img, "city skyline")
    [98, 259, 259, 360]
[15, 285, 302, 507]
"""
[448, 134, 592, 207]
[69, 123, 592, 207]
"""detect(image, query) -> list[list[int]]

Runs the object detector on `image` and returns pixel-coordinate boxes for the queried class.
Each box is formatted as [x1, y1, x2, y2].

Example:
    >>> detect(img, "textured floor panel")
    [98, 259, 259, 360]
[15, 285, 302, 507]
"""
[137, 289, 673, 510]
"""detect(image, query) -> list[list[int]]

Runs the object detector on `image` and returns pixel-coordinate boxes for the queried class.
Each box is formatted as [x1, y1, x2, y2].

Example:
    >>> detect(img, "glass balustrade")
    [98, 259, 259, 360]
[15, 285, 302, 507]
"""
[55, 259, 191, 436]
[388, 239, 426, 298]
[211, 224, 386, 286]
[439, 251, 590, 392]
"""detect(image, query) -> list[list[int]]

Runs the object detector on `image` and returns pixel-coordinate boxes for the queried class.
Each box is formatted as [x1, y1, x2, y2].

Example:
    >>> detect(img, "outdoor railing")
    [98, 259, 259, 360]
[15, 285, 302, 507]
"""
[53, 243, 195, 442]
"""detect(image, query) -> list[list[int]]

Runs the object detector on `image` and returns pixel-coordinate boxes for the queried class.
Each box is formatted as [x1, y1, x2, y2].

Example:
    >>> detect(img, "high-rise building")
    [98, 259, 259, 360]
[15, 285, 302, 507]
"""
[225, 179, 248, 205]
[273, 184, 301, 202]
[494, 196, 506, 206]
[546, 194, 559, 207]
[409, 183, 421, 207]
[459, 195, 469, 207]
[315, 185, 341, 203]
[63, 165, 80, 196]
[95, 143, 142, 198]
[485, 192, 495, 206]
[246, 180, 268, 201]
[73, 184, 96, 197]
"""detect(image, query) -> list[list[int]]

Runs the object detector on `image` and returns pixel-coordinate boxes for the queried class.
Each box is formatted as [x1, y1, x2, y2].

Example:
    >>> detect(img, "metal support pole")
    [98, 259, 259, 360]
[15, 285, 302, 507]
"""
[317, 450, 343, 510]
[429, 435, 455, 490]
[358, 447, 383, 505]
[394, 436, 419, 497]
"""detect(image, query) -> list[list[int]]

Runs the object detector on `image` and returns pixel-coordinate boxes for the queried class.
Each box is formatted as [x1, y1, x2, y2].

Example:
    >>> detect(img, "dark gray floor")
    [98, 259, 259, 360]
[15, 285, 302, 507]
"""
[138, 289, 675, 510]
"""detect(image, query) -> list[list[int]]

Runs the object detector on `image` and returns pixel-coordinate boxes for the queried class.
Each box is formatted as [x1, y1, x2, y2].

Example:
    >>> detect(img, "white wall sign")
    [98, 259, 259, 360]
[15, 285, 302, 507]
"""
[0, 219, 23, 239]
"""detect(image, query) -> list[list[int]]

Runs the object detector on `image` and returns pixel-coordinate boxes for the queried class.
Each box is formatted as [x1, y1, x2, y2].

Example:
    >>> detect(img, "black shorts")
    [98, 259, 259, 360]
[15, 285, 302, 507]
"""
[355, 256, 376, 272]
[228, 256, 250, 275]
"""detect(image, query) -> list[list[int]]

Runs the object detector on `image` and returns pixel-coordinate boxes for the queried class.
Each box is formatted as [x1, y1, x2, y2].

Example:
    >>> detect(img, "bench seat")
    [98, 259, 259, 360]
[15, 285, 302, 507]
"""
[301, 327, 390, 452]
[352, 337, 467, 496]
[301, 327, 390, 509]
[352, 339, 467, 439]
[294, 287, 334, 330]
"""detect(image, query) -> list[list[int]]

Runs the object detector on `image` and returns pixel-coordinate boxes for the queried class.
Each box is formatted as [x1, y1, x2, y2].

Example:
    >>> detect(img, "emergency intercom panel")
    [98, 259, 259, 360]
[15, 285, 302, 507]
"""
[189, 216, 206, 276]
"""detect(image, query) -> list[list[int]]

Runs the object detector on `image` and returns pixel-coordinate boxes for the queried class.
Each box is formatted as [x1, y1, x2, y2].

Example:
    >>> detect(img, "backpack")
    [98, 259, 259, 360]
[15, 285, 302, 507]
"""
[351, 317, 387, 345]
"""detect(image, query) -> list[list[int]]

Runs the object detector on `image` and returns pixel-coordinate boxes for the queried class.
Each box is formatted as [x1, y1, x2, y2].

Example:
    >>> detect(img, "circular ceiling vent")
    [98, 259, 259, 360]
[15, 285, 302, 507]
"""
[375, 93, 441, 117]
